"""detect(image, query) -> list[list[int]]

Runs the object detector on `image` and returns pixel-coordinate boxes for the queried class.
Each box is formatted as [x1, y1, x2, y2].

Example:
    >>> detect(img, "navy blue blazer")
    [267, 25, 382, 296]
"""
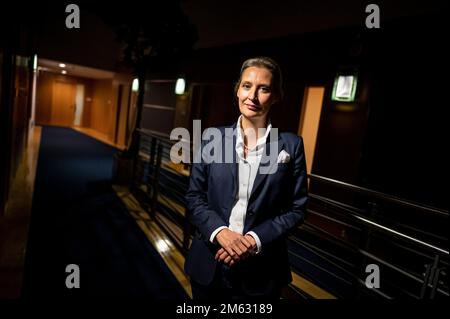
[184, 123, 308, 289]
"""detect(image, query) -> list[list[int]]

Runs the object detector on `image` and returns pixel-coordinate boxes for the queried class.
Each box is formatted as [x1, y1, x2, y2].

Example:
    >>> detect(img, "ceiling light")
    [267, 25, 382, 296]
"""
[175, 78, 186, 95]
[59, 63, 66, 68]
[61, 70, 67, 74]
[331, 73, 358, 102]
[33, 55, 38, 71]
[132, 78, 139, 92]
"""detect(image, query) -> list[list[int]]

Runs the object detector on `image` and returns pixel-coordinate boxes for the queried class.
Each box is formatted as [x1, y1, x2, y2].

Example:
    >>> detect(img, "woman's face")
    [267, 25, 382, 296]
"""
[237, 66, 276, 122]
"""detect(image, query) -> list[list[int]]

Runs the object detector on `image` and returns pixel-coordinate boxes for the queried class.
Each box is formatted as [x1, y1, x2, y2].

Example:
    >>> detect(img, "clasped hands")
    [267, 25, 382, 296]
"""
[215, 228, 257, 266]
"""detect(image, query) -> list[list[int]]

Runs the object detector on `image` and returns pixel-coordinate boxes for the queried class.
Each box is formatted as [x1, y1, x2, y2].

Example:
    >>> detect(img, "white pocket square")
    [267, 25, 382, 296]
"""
[277, 150, 291, 163]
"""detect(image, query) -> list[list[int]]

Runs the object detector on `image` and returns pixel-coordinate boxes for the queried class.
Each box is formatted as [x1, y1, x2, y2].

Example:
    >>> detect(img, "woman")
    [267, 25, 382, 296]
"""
[184, 57, 308, 300]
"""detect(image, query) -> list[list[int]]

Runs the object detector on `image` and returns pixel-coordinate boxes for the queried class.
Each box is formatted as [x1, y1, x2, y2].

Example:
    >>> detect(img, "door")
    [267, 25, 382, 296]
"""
[51, 81, 76, 127]
[73, 84, 85, 126]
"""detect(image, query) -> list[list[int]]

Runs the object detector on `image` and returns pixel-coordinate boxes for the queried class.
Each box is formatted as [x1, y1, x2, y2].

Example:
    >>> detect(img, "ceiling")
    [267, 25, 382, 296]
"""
[38, 58, 115, 79]
[181, 0, 445, 48]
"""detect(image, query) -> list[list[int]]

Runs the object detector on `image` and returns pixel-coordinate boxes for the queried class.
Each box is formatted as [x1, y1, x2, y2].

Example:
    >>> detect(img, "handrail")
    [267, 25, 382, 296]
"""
[136, 132, 447, 218]
[355, 215, 448, 255]
[137, 127, 171, 140]
[136, 131, 448, 219]
[136, 131, 448, 220]
[132, 131, 448, 298]
[308, 192, 449, 256]
[308, 173, 448, 217]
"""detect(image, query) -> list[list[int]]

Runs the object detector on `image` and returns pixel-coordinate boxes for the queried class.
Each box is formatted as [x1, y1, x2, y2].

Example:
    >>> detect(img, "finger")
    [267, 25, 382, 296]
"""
[224, 255, 232, 264]
[215, 248, 225, 260]
[232, 244, 243, 256]
[218, 250, 229, 261]
[230, 239, 242, 257]
[224, 246, 238, 261]
[230, 240, 243, 256]
[231, 247, 243, 260]
[228, 246, 242, 261]
[236, 241, 249, 255]
[240, 236, 253, 249]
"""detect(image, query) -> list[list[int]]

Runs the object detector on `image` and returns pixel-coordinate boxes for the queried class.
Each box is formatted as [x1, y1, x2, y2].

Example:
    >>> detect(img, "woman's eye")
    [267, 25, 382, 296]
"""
[243, 83, 251, 89]
[260, 87, 270, 92]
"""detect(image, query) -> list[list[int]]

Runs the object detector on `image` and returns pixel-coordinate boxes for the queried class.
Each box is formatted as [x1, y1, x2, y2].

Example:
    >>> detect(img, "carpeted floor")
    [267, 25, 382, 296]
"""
[22, 126, 188, 298]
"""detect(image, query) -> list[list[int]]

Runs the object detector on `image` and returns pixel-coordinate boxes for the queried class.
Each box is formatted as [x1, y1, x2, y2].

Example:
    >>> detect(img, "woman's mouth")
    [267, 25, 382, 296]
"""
[245, 103, 260, 111]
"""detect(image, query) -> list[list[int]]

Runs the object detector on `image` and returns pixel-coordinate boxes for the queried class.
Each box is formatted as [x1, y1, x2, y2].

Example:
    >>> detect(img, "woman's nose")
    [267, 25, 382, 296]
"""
[249, 89, 258, 101]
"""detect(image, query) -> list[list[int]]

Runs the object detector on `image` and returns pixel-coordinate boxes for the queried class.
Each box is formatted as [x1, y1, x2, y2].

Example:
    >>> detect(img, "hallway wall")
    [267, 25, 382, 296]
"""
[35, 72, 132, 148]
[90, 79, 114, 137]
[1, 52, 32, 216]
[112, 73, 134, 147]
[35, 71, 94, 127]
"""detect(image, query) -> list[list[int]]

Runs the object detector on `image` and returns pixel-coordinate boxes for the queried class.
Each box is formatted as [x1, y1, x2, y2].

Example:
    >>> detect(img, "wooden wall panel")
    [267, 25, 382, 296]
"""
[35, 71, 133, 147]
[35, 71, 93, 127]
[90, 79, 113, 136]
[0, 51, 3, 215]
[127, 92, 138, 145]
[10, 56, 30, 181]
[110, 82, 119, 141]
[81, 81, 93, 128]
[35, 72, 53, 125]
[51, 81, 76, 127]
[116, 85, 131, 148]
[113, 73, 133, 148]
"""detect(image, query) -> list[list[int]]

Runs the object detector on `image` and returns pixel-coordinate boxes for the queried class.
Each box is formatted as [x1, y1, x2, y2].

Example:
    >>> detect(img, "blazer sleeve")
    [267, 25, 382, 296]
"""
[249, 137, 308, 246]
[185, 144, 228, 241]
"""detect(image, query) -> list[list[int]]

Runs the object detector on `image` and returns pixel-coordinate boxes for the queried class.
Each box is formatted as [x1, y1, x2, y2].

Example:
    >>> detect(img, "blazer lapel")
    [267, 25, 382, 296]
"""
[223, 123, 238, 201]
[249, 132, 284, 201]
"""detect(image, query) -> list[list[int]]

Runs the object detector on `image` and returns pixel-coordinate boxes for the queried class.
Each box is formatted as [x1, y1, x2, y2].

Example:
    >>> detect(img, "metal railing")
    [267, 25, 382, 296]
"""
[129, 130, 449, 299]
[131, 129, 191, 253]
[290, 174, 448, 299]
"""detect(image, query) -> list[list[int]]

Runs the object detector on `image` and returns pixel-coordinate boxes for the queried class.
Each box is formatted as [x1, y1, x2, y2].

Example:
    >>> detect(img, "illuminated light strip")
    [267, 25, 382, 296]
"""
[354, 215, 449, 255]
